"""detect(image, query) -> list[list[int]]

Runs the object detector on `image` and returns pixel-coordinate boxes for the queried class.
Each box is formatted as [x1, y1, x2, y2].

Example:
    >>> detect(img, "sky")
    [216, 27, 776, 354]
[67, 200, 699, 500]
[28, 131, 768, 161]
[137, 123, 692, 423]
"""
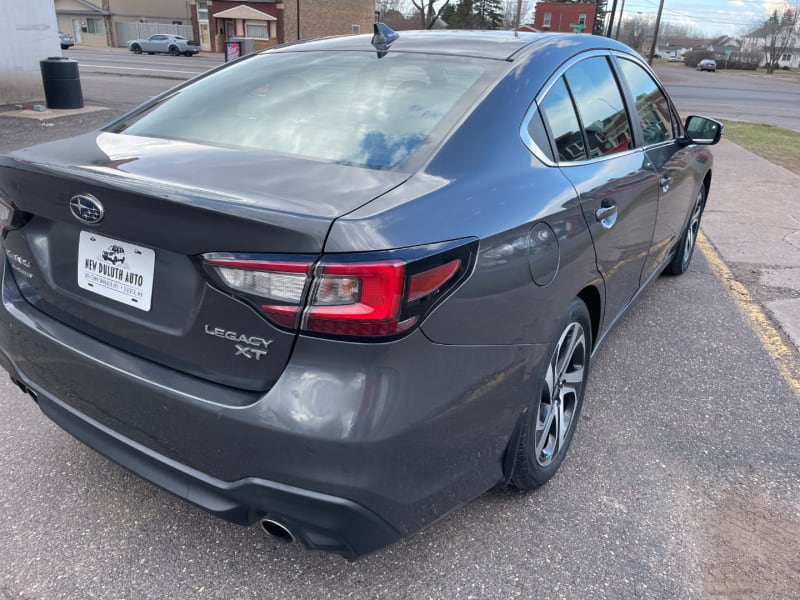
[613, 0, 800, 37]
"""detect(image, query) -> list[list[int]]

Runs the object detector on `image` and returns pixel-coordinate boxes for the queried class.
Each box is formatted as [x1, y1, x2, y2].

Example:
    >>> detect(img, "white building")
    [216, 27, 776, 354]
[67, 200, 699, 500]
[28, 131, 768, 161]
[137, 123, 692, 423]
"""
[0, 1, 61, 105]
[741, 27, 800, 70]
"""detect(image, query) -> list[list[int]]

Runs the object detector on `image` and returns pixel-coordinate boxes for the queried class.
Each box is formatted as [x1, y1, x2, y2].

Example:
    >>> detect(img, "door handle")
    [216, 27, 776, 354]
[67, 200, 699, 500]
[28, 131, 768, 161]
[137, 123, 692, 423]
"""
[659, 175, 673, 192]
[595, 204, 618, 230]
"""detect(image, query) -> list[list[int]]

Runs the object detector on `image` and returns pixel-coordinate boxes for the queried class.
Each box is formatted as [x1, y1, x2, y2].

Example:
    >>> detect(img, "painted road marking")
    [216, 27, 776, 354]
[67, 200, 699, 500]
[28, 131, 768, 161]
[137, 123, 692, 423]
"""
[78, 64, 199, 76]
[698, 231, 800, 398]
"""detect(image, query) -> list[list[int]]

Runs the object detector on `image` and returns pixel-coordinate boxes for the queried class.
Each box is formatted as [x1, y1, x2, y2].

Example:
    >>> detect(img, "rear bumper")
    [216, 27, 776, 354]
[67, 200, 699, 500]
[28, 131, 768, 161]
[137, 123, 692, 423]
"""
[8, 376, 399, 559]
[0, 263, 540, 557]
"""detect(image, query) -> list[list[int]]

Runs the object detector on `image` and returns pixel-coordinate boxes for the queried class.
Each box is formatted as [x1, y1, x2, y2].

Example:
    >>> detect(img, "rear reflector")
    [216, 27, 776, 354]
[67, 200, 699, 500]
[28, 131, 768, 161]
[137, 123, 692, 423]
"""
[408, 260, 460, 302]
[202, 240, 476, 340]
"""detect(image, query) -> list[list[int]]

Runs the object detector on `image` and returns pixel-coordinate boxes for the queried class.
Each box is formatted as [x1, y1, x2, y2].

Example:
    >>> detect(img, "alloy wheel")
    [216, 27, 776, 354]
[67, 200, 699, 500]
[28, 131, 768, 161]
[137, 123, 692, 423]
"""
[682, 191, 703, 268]
[535, 321, 587, 466]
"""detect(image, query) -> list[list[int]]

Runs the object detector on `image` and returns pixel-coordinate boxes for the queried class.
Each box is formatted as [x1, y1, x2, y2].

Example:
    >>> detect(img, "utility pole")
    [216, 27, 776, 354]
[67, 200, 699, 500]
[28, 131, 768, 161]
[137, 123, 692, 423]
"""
[296, 0, 301, 40]
[647, 0, 664, 65]
[614, 0, 626, 39]
[606, 0, 619, 37]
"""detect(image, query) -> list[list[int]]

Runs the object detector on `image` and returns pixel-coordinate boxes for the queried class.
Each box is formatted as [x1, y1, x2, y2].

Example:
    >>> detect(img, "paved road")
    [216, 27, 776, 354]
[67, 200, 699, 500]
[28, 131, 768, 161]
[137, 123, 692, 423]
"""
[64, 47, 223, 80]
[654, 64, 800, 131]
[0, 68, 798, 599]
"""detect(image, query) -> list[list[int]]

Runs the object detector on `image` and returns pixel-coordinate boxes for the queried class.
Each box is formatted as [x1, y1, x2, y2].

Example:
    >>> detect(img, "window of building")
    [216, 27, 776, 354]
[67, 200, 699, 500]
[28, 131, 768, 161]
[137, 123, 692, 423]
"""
[86, 18, 105, 34]
[197, 0, 209, 21]
[578, 14, 587, 26]
[245, 21, 268, 39]
[352, 25, 361, 35]
[782, 53, 792, 61]
[543, 12, 552, 27]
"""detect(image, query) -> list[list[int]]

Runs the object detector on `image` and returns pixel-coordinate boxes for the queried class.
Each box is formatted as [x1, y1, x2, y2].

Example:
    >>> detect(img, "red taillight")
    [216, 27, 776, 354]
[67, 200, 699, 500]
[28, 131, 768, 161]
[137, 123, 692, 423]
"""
[305, 260, 413, 337]
[407, 260, 460, 302]
[202, 241, 475, 340]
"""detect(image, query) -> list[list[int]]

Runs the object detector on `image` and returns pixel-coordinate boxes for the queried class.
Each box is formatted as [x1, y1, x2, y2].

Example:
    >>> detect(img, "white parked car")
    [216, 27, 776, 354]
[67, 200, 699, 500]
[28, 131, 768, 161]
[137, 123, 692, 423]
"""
[127, 34, 199, 57]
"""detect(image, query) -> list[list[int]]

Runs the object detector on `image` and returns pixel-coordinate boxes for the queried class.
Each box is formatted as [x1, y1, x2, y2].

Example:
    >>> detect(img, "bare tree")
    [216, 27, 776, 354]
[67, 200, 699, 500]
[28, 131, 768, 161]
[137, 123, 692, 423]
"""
[410, 0, 453, 29]
[754, 9, 799, 74]
[501, 0, 535, 29]
[376, 0, 405, 21]
[617, 13, 652, 52]
[659, 22, 705, 41]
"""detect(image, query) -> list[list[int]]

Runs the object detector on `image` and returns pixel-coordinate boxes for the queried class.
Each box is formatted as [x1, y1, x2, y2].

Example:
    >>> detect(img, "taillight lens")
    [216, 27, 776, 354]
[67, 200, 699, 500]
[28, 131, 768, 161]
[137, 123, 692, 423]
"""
[0, 189, 29, 232]
[203, 258, 313, 328]
[201, 240, 477, 341]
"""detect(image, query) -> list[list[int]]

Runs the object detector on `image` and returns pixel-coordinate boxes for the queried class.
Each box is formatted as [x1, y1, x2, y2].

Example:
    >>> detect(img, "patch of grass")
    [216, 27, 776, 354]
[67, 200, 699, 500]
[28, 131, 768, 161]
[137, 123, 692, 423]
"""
[720, 120, 800, 176]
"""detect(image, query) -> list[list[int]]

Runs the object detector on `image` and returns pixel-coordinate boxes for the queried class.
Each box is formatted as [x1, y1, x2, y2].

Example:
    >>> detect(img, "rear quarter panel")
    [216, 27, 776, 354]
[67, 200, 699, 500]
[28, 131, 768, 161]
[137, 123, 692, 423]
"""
[326, 44, 602, 347]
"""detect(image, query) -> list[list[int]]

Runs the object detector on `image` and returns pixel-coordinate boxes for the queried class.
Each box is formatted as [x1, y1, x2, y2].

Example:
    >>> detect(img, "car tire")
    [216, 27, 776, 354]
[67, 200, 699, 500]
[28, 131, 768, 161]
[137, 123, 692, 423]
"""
[664, 184, 706, 276]
[131, 44, 142, 54]
[169, 46, 180, 56]
[509, 297, 591, 490]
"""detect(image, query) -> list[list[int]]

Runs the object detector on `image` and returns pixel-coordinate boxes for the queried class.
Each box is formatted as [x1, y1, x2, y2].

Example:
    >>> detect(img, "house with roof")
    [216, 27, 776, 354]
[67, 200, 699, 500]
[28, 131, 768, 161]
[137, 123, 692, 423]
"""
[741, 24, 800, 69]
[54, 0, 376, 52]
[654, 36, 709, 60]
[55, 0, 193, 48]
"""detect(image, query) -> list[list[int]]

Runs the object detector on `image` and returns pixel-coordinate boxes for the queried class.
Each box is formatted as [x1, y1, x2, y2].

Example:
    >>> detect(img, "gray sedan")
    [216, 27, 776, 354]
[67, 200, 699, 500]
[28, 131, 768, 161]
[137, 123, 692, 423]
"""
[0, 26, 721, 559]
[127, 34, 199, 56]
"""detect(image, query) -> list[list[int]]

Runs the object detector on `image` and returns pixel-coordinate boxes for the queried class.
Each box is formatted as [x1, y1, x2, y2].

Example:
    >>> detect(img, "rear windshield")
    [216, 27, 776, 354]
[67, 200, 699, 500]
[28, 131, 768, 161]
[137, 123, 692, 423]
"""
[112, 51, 499, 169]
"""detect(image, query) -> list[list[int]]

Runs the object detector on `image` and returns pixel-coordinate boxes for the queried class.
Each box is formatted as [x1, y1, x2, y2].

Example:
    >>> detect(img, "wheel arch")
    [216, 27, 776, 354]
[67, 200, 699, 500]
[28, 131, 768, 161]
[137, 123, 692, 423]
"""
[702, 170, 712, 205]
[577, 284, 601, 351]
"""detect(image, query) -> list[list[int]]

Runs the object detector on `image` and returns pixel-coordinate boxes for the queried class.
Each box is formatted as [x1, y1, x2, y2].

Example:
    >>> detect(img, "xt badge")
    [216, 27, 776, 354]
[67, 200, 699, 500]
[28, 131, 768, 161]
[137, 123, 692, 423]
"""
[204, 325, 273, 361]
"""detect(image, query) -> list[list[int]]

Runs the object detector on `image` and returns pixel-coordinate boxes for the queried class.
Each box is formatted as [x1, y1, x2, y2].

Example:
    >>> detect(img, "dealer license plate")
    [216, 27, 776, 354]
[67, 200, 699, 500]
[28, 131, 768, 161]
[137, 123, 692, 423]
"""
[77, 231, 155, 311]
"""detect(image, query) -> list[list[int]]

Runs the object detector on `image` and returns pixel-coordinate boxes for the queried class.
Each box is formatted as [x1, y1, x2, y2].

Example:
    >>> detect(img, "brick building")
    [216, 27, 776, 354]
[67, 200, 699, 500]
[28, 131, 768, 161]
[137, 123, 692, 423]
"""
[282, 0, 376, 42]
[189, 0, 376, 53]
[532, 1, 596, 34]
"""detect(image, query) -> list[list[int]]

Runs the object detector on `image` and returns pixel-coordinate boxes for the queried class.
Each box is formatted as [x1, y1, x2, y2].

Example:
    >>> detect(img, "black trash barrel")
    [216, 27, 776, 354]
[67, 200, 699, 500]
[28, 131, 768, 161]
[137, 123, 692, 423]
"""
[40, 57, 84, 109]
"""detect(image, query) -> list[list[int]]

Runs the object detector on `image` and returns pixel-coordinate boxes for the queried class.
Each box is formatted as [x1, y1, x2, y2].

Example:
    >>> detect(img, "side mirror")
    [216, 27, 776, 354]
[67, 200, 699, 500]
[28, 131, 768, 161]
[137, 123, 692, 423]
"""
[681, 115, 723, 145]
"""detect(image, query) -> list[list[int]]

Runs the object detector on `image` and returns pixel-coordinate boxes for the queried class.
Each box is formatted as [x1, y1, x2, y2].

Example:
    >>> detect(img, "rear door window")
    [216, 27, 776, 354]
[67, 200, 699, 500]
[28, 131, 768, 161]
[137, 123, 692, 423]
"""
[563, 56, 633, 158]
[538, 77, 586, 162]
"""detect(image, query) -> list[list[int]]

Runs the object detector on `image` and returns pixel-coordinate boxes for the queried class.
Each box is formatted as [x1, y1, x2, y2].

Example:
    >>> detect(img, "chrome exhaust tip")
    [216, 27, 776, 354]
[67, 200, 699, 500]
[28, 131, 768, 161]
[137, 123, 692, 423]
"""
[260, 518, 295, 543]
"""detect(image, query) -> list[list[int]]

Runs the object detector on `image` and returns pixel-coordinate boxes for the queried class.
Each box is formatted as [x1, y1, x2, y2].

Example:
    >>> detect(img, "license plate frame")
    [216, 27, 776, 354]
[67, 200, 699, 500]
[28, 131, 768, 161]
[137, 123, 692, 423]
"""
[77, 231, 155, 311]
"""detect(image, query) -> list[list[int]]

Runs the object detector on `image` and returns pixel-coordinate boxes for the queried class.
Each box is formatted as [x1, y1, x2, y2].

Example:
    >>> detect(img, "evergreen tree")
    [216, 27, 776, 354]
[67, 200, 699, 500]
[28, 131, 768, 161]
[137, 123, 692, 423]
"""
[474, 0, 504, 30]
[593, 0, 607, 36]
[445, 0, 505, 30]
[442, 0, 474, 29]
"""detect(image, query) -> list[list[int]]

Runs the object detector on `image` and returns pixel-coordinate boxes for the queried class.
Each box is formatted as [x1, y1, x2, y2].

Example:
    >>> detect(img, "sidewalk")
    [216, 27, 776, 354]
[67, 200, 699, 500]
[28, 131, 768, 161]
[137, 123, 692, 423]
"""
[702, 139, 800, 353]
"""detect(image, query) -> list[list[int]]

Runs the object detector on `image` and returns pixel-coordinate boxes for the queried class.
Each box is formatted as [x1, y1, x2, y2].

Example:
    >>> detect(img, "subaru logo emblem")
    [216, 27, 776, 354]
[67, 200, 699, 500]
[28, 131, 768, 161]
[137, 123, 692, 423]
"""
[69, 194, 104, 225]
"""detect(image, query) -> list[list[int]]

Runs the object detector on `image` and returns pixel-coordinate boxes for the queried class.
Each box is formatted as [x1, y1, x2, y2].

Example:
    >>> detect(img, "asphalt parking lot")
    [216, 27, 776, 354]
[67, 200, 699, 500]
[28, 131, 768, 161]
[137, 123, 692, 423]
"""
[1, 65, 799, 599]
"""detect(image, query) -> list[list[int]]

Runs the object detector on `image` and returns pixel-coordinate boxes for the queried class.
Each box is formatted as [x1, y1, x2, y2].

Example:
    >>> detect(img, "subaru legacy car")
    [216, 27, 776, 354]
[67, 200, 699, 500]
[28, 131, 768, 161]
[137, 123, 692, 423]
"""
[127, 34, 199, 56]
[0, 27, 721, 559]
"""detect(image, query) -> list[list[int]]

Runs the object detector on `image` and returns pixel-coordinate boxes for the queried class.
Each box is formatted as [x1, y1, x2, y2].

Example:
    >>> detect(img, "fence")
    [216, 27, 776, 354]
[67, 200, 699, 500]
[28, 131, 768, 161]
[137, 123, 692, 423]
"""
[115, 22, 195, 47]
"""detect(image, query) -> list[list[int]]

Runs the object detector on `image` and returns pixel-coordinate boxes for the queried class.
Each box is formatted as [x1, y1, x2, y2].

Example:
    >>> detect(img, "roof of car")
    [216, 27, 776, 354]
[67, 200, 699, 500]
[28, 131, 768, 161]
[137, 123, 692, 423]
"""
[268, 30, 633, 62]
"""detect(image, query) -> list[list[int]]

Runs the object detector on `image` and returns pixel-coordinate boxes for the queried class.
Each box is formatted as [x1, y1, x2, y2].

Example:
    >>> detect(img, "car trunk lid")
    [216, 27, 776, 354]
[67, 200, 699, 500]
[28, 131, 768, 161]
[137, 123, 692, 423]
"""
[0, 132, 408, 393]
